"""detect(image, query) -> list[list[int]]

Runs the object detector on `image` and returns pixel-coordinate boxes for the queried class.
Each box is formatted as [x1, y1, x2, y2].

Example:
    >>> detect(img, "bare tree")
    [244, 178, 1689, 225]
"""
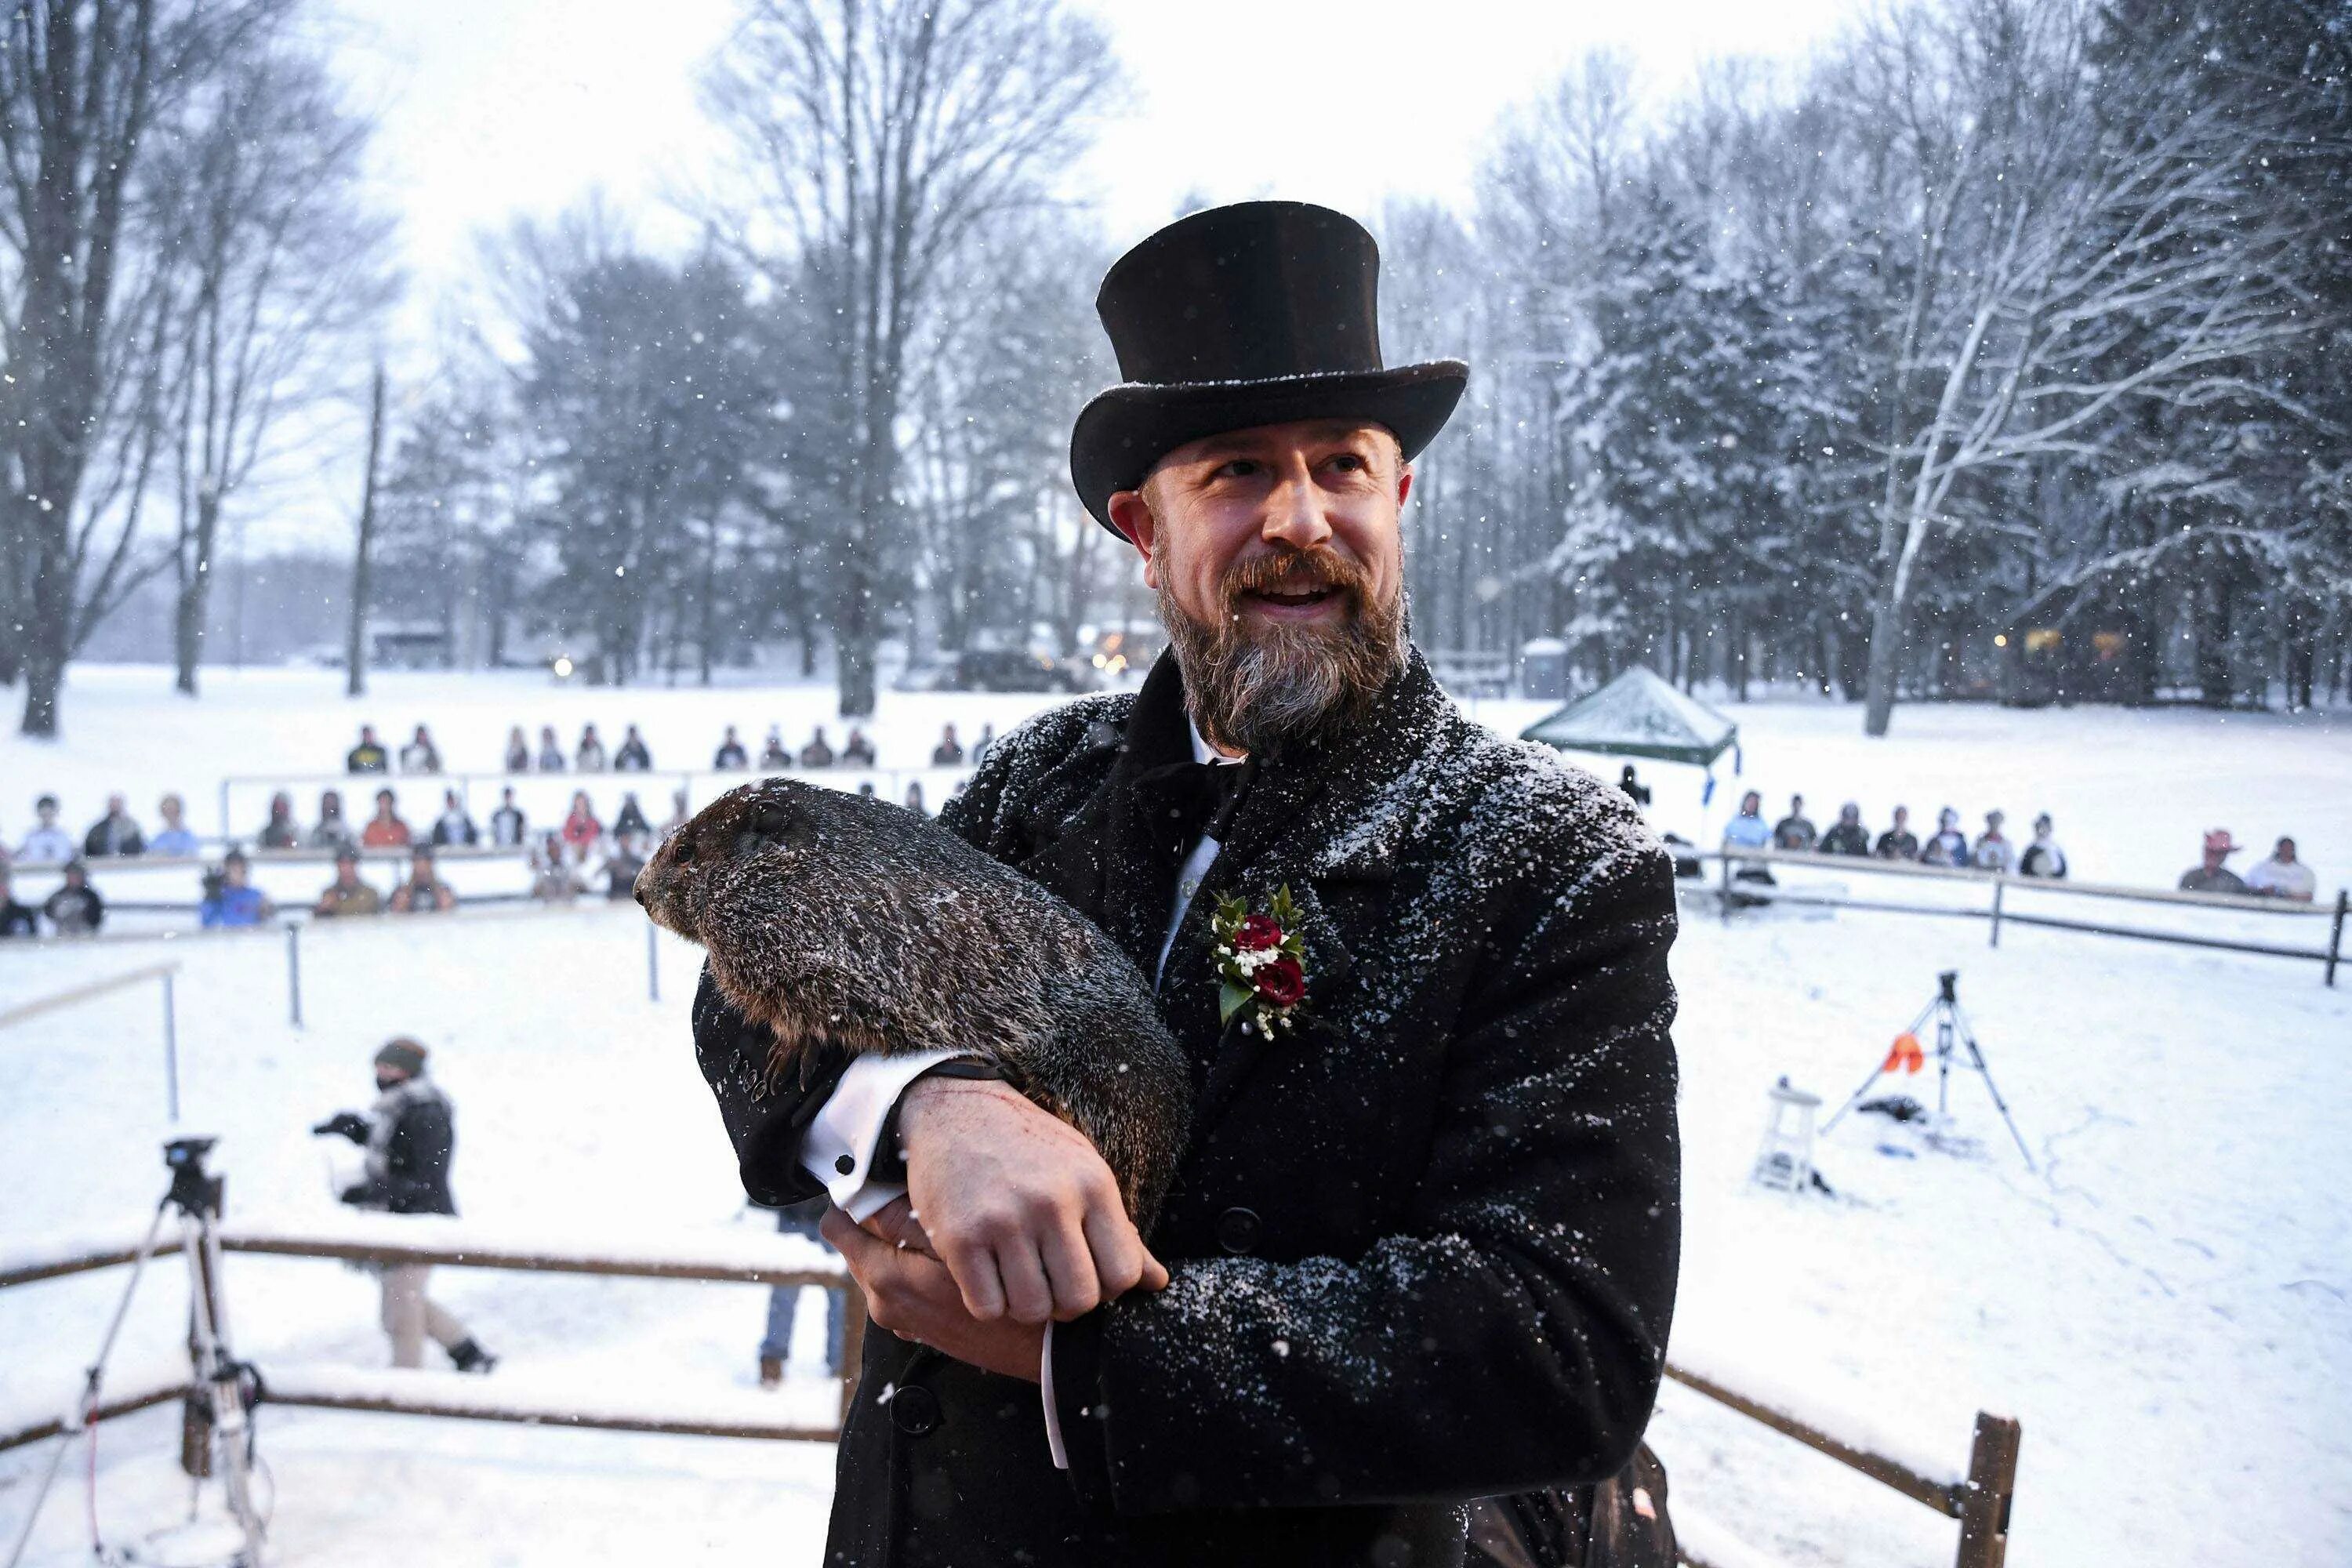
[1842, 0, 2321, 733]
[153, 42, 392, 695]
[0, 0, 289, 735]
[347, 361, 385, 698]
[702, 0, 1118, 716]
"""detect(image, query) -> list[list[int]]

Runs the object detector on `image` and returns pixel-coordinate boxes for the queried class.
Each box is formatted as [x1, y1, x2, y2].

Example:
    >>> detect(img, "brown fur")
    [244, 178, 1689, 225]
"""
[637, 779, 1191, 1228]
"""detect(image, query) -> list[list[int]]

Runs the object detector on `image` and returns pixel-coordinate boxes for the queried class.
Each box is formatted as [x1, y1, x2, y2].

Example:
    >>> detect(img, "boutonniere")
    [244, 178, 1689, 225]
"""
[1210, 884, 1308, 1035]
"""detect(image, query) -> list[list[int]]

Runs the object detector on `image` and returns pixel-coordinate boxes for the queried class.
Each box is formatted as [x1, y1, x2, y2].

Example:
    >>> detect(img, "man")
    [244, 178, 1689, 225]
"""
[83, 793, 147, 857]
[614, 724, 654, 771]
[314, 849, 383, 918]
[713, 724, 749, 770]
[1873, 805, 1918, 861]
[347, 724, 390, 774]
[575, 723, 609, 771]
[1922, 808, 1970, 868]
[312, 1039, 495, 1373]
[691, 204, 1678, 1568]
[149, 794, 199, 858]
[310, 789, 355, 851]
[2243, 836, 2314, 902]
[2017, 814, 2067, 880]
[758, 1196, 846, 1389]
[0, 864, 40, 936]
[388, 845, 458, 913]
[199, 848, 275, 929]
[1770, 793, 1816, 852]
[1971, 809, 2013, 874]
[16, 796, 74, 863]
[258, 792, 301, 850]
[931, 723, 966, 766]
[489, 788, 528, 848]
[1818, 803, 1871, 856]
[2180, 829, 2248, 895]
[799, 725, 837, 768]
[842, 727, 879, 768]
[43, 860, 103, 935]
[430, 789, 479, 848]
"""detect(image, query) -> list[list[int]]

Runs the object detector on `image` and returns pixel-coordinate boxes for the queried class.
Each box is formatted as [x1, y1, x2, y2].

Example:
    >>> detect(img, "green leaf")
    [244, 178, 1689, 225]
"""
[1218, 981, 1252, 1025]
[1270, 884, 1299, 925]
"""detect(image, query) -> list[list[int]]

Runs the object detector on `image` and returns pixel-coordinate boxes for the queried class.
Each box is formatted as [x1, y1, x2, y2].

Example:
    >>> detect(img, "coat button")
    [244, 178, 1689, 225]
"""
[890, 1384, 939, 1436]
[1215, 1207, 1261, 1255]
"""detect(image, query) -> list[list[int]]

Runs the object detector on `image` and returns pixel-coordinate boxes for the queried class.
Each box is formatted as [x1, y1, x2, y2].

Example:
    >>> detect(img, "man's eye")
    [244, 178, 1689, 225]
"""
[1214, 459, 1259, 479]
[1329, 452, 1367, 472]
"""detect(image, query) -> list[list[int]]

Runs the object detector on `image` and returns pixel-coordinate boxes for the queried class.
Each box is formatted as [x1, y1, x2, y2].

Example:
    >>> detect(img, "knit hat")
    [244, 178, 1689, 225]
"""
[374, 1037, 429, 1076]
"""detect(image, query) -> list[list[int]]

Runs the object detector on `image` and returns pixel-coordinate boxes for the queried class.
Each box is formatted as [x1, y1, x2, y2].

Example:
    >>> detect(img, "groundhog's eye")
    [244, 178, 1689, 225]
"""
[670, 836, 695, 865]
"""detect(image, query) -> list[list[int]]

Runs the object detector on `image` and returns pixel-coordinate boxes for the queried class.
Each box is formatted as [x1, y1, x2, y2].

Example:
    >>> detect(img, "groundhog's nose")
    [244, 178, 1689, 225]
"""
[632, 865, 653, 911]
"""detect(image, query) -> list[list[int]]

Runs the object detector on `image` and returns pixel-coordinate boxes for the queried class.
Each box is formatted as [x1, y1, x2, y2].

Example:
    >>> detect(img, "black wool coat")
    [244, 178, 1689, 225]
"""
[693, 650, 1681, 1568]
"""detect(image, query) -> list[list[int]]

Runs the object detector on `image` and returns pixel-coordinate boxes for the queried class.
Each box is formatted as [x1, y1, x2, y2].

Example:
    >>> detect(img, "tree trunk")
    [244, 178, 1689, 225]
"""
[347, 365, 387, 699]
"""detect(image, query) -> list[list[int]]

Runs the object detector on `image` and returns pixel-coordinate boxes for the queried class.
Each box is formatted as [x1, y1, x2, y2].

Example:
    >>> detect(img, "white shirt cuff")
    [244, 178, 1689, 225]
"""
[800, 1049, 960, 1222]
[1041, 1321, 1069, 1470]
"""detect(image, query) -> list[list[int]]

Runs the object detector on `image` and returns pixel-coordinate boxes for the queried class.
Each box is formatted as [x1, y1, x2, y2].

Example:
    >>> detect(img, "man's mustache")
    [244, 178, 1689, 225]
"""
[1221, 548, 1371, 608]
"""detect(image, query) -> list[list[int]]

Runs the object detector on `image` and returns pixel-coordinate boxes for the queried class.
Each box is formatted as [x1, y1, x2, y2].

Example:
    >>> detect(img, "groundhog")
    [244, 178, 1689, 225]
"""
[636, 777, 1190, 1229]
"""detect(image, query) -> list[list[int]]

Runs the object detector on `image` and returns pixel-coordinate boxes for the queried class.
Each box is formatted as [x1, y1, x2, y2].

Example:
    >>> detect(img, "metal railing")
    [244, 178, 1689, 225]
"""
[1694, 847, 2346, 984]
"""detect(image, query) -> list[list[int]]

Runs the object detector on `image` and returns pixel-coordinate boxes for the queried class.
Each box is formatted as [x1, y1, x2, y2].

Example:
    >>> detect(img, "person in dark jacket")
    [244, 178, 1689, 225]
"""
[313, 1038, 495, 1372]
[841, 727, 879, 768]
[83, 793, 146, 857]
[714, 725, 750, 770]
[430, 789, 479, 848]
[1818, 803, 1871, 856]
[489, 787, 528, 848]
[43, 860, 103, 934]
[1770, 793, 1816, 851]
[691, 203, 1677, 1568]
[347, 724, 390, 774]
[613, 724, 653, 771]
[798, 725, 837, 768]
[931, 722, 966, 766]
[258, 791, 302, 851]
[1873, 805, 1919, 861]
[0, 865, 39, 936]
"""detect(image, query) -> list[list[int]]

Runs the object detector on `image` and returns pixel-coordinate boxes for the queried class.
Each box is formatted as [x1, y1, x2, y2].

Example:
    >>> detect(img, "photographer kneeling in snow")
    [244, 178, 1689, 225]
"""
[314, 1037, 496, 1374]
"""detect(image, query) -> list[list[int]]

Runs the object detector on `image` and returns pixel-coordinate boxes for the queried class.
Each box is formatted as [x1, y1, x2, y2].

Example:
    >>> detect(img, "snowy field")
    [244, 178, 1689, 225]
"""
[2, 664, 2349, 1567]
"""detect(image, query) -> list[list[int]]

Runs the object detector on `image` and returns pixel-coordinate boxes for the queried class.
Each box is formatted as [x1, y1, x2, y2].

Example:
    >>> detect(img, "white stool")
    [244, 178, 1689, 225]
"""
[1751, 1077, 1821, 1194]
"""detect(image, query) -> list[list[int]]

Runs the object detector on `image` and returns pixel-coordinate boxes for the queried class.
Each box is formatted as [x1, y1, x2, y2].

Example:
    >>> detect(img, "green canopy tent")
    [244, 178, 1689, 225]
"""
[1520, 665, 1738, 769]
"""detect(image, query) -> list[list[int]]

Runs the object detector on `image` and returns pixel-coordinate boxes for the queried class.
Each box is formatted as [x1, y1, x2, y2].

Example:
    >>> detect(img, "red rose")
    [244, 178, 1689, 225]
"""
[1234, 913, 1283, 952]
[1253, 956, 1305, 1008]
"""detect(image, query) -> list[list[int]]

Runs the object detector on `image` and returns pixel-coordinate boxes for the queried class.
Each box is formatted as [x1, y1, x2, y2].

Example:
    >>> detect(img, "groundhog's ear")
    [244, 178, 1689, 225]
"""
[751, 801, 793, 837]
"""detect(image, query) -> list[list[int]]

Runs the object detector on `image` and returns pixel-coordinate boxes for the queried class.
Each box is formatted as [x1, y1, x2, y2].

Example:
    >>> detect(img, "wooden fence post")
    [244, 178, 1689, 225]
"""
[1954, 1411, 2021, 1568]
[2327, 889, 2346, 989]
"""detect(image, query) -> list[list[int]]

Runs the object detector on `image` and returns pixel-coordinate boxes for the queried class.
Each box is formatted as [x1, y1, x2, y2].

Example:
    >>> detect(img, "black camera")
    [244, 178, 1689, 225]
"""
[1938, 970, 1959, 1004]
[163, 1136, 224, 1218]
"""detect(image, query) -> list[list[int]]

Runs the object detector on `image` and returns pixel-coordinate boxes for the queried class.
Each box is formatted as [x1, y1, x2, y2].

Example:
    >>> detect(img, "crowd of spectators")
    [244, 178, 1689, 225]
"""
[336, 717, 1000, 779]
[1708, 787, 2318, 899]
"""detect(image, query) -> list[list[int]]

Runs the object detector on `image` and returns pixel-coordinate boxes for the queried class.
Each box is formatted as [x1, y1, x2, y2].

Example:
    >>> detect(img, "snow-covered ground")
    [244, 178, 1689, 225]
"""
[2, 665, 2348, 1566]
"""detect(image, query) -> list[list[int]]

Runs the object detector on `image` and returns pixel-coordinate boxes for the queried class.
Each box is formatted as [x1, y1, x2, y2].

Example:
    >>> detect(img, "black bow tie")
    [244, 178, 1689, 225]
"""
[1140, 757, 1257, 851]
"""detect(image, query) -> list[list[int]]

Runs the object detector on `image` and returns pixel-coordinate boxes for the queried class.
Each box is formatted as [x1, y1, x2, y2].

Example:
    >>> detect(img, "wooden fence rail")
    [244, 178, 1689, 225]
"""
[1697, 846, 2344, 984]
[0, 1218, 2017, 1566]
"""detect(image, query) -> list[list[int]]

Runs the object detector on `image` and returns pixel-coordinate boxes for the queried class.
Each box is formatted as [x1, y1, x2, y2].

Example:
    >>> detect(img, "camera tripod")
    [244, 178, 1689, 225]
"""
[1823, 971, 2036, 1171]
[5, 1139, 268, 1568]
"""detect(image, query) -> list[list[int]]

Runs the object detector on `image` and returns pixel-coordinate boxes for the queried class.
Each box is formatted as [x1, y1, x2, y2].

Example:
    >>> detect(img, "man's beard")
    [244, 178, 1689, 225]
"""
[1157, 546, 1408, 757]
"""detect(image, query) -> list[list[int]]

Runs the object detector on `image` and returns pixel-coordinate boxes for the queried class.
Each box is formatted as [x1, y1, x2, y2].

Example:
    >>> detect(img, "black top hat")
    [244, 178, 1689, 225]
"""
[1069, 201, 1467, 535]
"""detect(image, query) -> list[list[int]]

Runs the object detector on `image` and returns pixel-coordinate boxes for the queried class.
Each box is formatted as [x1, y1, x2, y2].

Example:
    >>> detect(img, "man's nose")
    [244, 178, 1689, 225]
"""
[1260, 463, 1332, 551]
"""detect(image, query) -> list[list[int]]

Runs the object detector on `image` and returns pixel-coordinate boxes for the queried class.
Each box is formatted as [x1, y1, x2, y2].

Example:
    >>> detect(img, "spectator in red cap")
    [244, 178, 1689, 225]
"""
[2178, 829, 2248, 895]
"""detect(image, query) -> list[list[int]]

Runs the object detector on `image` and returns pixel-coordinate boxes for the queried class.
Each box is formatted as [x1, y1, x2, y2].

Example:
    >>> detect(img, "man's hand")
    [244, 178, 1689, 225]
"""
[822, 1201, 1047, 1382]
[897, 1076, 1168, 1324]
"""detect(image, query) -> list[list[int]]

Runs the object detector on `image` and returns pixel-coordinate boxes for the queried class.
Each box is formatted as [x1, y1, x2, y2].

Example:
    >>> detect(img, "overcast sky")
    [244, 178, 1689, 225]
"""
[259, 0, 1867, 554]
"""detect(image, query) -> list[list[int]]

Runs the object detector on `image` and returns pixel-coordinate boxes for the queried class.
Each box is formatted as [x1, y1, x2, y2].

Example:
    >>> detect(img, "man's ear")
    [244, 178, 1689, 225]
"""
[1397, 463, 1414, 509]
[1107, 489, 1160, 587]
